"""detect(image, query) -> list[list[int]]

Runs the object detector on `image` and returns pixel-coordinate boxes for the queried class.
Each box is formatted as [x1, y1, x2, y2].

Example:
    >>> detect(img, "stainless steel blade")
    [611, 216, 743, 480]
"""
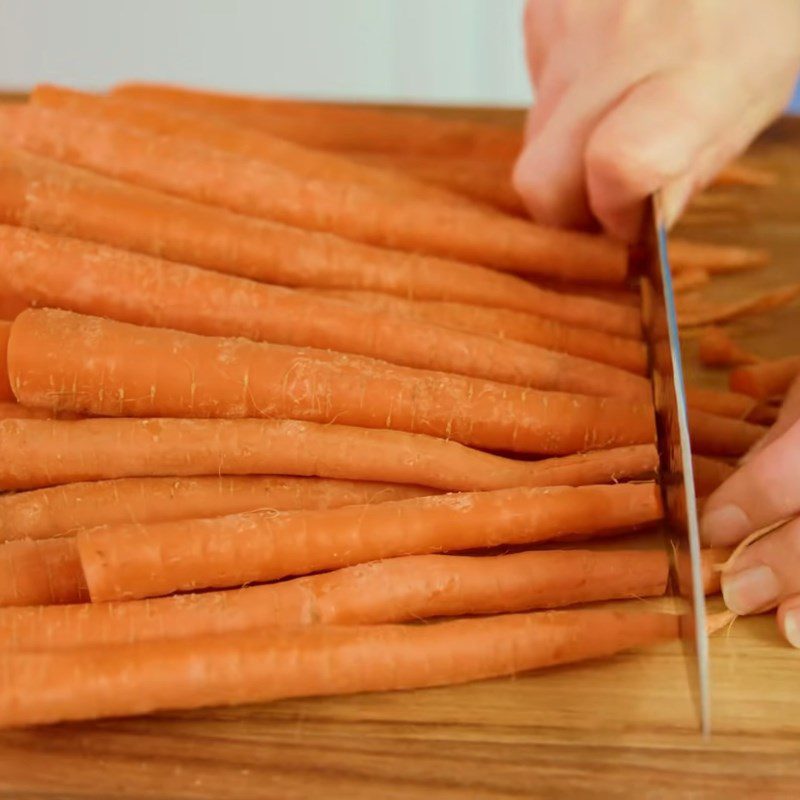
[637, 193, 711, 737]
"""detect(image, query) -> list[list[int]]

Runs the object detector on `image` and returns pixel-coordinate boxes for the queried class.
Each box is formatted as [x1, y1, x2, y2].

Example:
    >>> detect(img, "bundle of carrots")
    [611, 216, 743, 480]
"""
[0, 81, 771, 730]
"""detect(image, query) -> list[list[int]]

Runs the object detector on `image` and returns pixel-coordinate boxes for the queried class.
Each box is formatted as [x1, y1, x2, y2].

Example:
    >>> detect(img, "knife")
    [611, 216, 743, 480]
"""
[636, 192, 711, 737]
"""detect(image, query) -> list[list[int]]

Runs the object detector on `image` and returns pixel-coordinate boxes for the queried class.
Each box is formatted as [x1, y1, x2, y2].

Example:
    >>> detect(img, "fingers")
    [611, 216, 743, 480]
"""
[721, 517, 800, 616]
[777, 595, 800, 648]
[701, 417, 800, 546]
[743, 374, 800, 461]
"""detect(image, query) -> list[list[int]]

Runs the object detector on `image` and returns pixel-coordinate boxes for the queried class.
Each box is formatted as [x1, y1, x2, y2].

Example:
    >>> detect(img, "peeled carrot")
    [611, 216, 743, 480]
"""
[8, 310, 656, 455]
[310, 288, 647, 374]
[0, 226, 647, 396]
[0, 538, 88, 607]
[0, 148, 641, 336]
[30, 85, 469, 205]
[0, 321, 12, 401]
[0, 106, 628, 284]
[0, 549, 669, 649]
[692, 455, 736, 496]
[684, 386, 757, 420]
[0, 476, 433, 543]
[111, 81, 525, 160]
[689, 409, 766, 457]
[679, 283, 800, 327]
[729, 356, 800, 400]
[698, 326, 760, 368]
[0, 418, 658, 493]
[76, 481, 662, 602]
[0, 608, 678, 729]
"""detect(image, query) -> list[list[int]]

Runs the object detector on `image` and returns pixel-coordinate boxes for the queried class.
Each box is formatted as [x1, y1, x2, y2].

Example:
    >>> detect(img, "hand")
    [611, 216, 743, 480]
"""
[701, 376, 800, 645]
[514, 0, 800, 241]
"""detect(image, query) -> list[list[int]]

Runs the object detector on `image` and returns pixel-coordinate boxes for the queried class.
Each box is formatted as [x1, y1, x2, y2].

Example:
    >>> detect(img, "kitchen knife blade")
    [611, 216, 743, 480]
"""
[636, 193, 711, 737]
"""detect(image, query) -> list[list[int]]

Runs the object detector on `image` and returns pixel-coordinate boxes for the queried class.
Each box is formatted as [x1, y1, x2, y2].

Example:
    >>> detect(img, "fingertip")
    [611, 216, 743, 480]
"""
[777, 597, 800, 648]
[700, 503, 753, 547]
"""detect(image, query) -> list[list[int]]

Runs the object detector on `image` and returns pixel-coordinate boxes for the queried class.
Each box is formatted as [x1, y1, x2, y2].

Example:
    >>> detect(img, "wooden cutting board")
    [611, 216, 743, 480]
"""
[0, 106, 799, 800]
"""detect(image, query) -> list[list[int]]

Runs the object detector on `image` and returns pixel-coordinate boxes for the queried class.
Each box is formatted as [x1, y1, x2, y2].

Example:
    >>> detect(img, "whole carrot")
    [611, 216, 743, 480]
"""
[698, 327, 760, 368]
[0, 608, 678, 729]
[310, 288, 647, 374]
[0, 476, 434, 542]
[111, 81, 526, 160]
[0, 418, 658, 493]
[0, 550, 669, 649]
[0, 147, 641, 336]
[75, 482, 662, 602]
[8, 310, 656, 455]
[684, 386, 757, 420]
[0, 226, 648, 397]
[0, 321, 12, 401]
[0, 105, 628, 283]
[729, 356, 800, 400]
[689, 409, 766, 457]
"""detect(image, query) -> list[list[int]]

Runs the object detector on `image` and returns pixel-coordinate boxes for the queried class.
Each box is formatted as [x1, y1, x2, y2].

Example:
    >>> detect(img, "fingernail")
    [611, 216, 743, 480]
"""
[784, 609, 800, 648]
[700, 504, 751, 545]
[722, 565, 780, 615]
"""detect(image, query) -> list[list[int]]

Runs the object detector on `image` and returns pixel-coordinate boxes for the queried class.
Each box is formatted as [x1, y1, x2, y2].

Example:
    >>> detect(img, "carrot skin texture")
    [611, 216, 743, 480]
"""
[0, 321, 12, 401]
[0, 418, 658, 493]
[0, 105, 628, 283]
[75, 482, 663, 601]
[0, 549, 670, 650]
[0, 147, 641, 336]
[729, 356, 800, 400]
[0, 538, 87, 607]
[0, 476, 433, 542]
[8, 309, 656, 456]
[688, 409, 766, 457]
[0, 608, 678, 729]
[692, 455, 736, 497]
[0, 402, 81, 421]
[0, 226, 647, 398]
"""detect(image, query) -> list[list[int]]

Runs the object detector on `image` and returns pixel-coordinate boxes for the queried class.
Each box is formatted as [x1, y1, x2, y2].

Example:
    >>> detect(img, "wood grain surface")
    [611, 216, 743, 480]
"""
[0, 101, 798, 800]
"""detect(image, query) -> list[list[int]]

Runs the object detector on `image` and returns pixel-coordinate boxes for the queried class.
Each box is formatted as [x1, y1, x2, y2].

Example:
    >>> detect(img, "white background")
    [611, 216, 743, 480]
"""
[0, 0, 532, 106]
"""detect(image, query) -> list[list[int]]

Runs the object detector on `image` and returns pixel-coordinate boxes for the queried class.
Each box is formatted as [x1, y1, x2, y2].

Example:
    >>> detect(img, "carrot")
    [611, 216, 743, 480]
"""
[0, 320, 12, 401]
[0, 286, 26, 321]
[671, 269, 710, 293]
[0, 401, 81, 421]
[0, 418, 659, 493]
[692, 455, 736, 496]
[698, 326, 760, 367]
[0, 148, 641, 336]
[309, 288, 647, 374]
[0, 538, 88, 607]
[688, 409, 766, 457]
[111, 81, 526, 160]
[747, 403, 780, 425]
[8, 310, 656, 455]
[684, 386, 757, 420]
[0, 106, 629, 284]
[667, 239, 769, 275]
[678, 283, 800, 327]
[0, 476, 434, 543]
[677, 547, 733, 596]
[729, 356, 800, 400]
[711, 162, 777, 188]
[0, 608, 678, 729]
[0, 226, 648, 397]
[349, 152, 526, 215]
[0, 549, 669, 650]
[76, 482, 662, 602]
[30, 85, 469, 205]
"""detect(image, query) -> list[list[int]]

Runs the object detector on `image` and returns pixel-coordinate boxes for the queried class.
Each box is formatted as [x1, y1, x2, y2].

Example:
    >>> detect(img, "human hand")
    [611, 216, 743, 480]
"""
[701, 376, 800, 645]
[513, 0, 800, 241]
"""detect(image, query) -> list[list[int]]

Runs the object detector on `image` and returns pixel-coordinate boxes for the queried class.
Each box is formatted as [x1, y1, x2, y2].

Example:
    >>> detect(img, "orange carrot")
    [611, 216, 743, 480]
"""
[75, 482, 662, 601]
[30, 85, 468, 205]
[678, 283, 800, 327]
[748, 403, 780, 425]
[698, 326, 760, 368]
[0, 226, 648, 397]
[684, 386, 757, 420]
[0, 608, 678, 728]
[0, 418, 658, 493]
[0, 538, 88, 607]
[677, 547, 733, 596]
[729, 356, 800, 400]
[0, 321, 12, 401]
[689, 409, 766, 457]
[0, 549, 669, 649]
[111, 82, 526, 160]
[0, 476, 434, 543]
[711, 162, 777, 188]
[8, 310, 656, 455]
[692, 455, 736, 496]
[309, 288, 647, 374]
[667, 239, 769, 275]
[0, 106, 628, 283]
[0, 401, 81, 421]
[0, 148, 641, 336]
[0, 286, 26, 321]
[671, 269, 710, 293]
